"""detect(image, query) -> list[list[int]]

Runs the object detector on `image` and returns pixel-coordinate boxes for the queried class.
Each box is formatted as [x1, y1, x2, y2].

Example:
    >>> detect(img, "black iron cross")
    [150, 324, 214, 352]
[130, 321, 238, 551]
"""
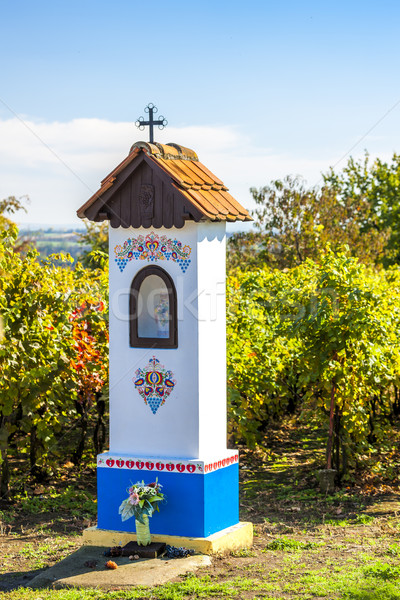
[135, 103, 168, 143]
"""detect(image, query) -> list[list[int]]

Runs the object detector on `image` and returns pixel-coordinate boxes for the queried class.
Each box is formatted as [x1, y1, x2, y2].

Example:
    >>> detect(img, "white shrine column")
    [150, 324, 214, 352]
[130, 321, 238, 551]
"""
[77, 138, 253, 543]
[196, 222, 228, 458]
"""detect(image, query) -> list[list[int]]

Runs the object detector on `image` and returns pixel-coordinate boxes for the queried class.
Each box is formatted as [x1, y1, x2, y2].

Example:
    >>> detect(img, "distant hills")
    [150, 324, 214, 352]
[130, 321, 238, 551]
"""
[15, 223, 244, 260]
[18, 226, 88, 260]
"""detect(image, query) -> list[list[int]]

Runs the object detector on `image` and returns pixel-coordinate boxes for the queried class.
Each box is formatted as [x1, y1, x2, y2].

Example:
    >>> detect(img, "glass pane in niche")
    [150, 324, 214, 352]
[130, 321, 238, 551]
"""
[137, 275, 170, 339]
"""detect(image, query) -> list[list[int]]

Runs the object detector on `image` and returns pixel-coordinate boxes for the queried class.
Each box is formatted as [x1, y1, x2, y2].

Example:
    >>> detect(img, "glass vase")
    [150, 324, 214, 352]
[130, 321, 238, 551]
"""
[135, 514, 151, 546]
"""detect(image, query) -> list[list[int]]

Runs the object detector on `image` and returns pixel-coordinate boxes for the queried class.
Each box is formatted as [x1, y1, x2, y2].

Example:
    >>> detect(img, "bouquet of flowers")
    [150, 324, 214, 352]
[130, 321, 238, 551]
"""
[118, 479, 165, 524]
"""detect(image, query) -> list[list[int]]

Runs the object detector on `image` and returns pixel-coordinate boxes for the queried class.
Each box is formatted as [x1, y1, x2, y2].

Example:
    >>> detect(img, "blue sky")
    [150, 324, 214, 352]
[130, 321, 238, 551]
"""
[1, 1, 400, 228]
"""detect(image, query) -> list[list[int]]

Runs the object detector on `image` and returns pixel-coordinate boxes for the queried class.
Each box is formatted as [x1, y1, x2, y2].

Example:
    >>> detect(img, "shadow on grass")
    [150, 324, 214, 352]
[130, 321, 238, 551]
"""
[0, 568, 45, 593]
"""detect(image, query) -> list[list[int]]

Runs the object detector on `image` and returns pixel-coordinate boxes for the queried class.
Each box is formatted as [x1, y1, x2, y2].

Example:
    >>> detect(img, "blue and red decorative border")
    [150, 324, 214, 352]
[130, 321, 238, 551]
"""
[97, 451, 238, 475]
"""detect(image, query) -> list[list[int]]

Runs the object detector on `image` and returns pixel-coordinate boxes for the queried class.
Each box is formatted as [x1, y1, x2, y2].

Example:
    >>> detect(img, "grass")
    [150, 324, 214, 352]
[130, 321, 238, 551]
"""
[0, 538, 78, 574]
[17, 540, 77, 570]
[3, 561, 400, 600]
[13, 486, 97, 519]
[263, 536, 324, 551]
[385, 543, 400, 556]
[2, 575, 278, 599]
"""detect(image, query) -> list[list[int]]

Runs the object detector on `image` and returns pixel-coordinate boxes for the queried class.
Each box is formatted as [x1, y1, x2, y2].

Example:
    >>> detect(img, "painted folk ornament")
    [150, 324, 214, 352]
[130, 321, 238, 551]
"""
[133, 356, 176, 414]
[114, 231, 192, 273]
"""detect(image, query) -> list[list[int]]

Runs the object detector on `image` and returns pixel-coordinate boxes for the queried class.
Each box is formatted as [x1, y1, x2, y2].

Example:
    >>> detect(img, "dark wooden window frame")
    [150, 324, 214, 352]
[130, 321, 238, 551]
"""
[129, 265, 178, 349]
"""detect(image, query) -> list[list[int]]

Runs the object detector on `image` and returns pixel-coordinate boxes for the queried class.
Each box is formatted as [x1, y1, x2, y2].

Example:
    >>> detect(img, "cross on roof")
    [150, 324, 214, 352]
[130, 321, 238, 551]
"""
[135, 104, 168, 144]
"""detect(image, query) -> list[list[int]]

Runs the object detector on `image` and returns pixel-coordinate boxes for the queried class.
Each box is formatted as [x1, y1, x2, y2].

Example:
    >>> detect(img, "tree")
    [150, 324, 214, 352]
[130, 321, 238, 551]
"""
[227, 265, 308, 445]
[228, 175, 387, 270]
[288, 249, 400, 476]
[0, 226, 108, 496]
[0, 196, 31, 253]
[0, 196, 27, 228]
[323, 152, 400, 265]
[77, 220, 108, 269]
[70, 292, 109, 464]
[227, 248, 400, 478]
[0, 228, 74, 493]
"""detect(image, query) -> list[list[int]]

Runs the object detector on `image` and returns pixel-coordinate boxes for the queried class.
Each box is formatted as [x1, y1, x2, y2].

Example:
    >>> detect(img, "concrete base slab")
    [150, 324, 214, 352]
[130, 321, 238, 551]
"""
[83, 521, 253, 555]
[28, 545, 211, 590]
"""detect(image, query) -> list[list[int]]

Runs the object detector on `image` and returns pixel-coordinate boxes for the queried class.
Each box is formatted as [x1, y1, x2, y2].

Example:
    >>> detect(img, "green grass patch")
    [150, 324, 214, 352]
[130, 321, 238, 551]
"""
[18, 540, 76, 570]
[0, 537, 78, 573]
[363, 561, 400, 581]
[324, 512, 376, 527]
[355, 514, 376, 525]
[14, 486, 96, 519]
[6, 558, 400, 600]
[386, 543, 400, 556]
[2, 575, 277, 600]
[263, 536, 324, 552]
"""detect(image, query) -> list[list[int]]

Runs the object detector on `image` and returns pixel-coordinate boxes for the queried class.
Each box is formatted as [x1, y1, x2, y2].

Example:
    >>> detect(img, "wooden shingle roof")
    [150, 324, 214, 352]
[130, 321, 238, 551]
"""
[77, 141, 252, 229]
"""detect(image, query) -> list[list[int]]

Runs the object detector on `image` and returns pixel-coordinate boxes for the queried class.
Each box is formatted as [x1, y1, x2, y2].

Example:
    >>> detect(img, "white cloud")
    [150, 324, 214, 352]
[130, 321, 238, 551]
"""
[0, 116, 382, 228]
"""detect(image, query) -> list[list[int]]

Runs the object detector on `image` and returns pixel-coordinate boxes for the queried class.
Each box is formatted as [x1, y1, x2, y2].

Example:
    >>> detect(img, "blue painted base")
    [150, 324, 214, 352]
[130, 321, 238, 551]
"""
[97, 462, 239, 538]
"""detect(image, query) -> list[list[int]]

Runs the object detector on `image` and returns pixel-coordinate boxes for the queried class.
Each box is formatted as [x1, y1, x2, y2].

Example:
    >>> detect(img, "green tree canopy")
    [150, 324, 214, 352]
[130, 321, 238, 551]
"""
[0, 225, 108, 496]
[228, 175, 388, 270]
[227, 248, 400, 478]
[323, 152, 400, 265]
[77, 220, 108, 269]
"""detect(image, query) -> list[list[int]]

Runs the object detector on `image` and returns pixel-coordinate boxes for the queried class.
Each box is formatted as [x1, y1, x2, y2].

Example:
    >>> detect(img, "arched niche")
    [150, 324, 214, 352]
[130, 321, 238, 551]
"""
[129, 266, 177, 348]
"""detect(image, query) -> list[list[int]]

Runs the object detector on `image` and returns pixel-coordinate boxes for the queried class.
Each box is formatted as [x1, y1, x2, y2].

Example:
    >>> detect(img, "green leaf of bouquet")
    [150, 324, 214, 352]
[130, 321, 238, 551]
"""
[119, 500, 135, 522]
[135, 512, 145, 525]
[150, 495, 163, 502]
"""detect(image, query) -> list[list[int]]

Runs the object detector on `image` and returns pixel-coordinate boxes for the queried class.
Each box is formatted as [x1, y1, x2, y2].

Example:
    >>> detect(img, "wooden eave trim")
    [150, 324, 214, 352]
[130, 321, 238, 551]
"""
[100, 148, 140, 185]
[84, 153, 146, 220]
[77, 177, 116, 218]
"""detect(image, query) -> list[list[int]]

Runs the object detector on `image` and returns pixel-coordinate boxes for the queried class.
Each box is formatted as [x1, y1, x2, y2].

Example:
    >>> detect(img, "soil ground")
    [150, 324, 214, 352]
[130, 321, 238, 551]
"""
[0, 421, 399, 599]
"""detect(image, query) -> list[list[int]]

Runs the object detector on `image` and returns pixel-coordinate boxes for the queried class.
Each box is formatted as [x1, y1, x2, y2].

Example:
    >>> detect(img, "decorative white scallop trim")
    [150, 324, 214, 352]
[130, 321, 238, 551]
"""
[96, 450, 239, 474]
